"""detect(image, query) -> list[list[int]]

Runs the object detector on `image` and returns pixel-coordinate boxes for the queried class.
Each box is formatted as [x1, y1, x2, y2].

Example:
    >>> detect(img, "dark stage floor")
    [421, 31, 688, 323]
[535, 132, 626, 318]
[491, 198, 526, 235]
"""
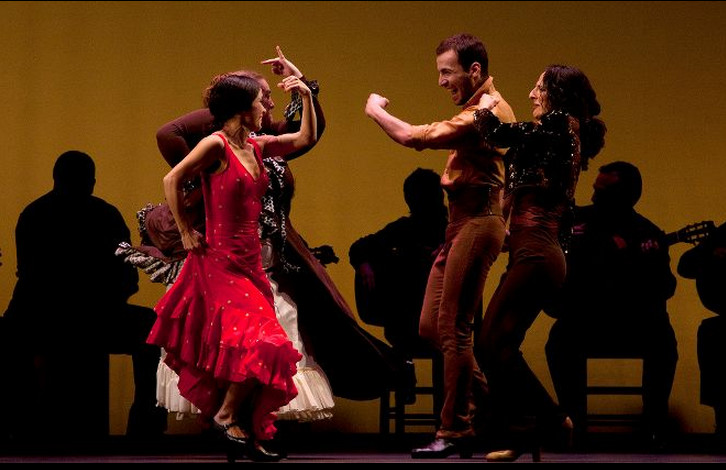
[1, 432, 725, 463]
[2, 452, 726, 464]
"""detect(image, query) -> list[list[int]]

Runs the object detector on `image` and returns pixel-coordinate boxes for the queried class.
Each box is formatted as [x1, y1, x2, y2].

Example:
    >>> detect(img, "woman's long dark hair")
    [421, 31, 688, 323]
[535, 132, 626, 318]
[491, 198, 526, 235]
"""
[543, 65, 607, 166]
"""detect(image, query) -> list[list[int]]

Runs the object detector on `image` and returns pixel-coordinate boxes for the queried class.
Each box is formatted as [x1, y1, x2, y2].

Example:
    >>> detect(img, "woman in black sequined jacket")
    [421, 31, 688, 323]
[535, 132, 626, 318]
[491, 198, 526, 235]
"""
[471, 65, 606, 461]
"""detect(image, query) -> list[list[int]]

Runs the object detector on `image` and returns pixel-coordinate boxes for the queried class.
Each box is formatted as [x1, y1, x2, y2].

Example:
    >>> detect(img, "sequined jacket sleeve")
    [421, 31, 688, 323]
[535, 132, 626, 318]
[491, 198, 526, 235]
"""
[473, 109, 581, 202]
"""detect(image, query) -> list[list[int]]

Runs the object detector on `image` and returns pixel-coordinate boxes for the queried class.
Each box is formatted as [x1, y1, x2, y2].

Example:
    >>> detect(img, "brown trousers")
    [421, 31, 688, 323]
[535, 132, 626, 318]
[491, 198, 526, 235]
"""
[419, 186, 505, 435]
[478, 220, 565, 431]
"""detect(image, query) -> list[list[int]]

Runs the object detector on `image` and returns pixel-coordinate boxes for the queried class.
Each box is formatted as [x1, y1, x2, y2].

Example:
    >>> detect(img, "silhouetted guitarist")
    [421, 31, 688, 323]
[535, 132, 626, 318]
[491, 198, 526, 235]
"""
[678, 221, 726, 446]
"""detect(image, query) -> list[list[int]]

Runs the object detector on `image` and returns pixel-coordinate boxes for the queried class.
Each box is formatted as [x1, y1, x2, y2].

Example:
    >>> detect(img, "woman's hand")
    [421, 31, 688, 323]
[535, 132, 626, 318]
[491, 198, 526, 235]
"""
[181, 229, 205, 253]
[478, 93, 500, 111]
[277, 75, 311, 96]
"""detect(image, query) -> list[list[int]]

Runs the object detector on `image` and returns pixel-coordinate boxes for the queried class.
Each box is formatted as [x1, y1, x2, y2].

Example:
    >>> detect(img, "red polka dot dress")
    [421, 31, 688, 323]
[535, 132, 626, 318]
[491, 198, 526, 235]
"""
[147, 133, 300, 440]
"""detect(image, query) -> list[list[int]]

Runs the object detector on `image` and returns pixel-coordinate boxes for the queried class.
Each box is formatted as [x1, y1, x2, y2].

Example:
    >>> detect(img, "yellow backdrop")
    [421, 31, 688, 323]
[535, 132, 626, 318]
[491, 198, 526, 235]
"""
[1, 1, 725, 435]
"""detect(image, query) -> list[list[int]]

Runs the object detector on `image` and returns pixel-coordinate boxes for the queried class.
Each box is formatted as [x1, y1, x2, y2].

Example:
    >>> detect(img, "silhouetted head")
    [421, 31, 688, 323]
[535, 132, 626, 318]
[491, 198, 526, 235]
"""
[52, 150, 96, 197]
[592, 161, 642, 210]
[436, 33, 489, 105]
[403, 168, 445, 216]
[203, 73, 263, 130]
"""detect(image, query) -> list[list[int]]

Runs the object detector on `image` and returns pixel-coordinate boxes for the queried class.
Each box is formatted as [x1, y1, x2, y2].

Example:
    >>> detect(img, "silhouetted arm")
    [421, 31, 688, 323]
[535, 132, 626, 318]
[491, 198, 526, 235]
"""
[156, 109, 215, 167]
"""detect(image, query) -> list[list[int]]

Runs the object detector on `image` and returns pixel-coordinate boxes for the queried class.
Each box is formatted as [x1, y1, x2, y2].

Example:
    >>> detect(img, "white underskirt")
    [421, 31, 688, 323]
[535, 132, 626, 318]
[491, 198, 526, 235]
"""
[155, 250, 334, 422]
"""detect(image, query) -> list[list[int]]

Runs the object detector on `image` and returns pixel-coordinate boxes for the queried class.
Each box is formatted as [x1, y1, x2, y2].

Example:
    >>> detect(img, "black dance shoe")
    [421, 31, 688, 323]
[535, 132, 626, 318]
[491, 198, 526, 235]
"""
[487, 414, 574, 462]
[212, 421, 249, 463]
[247, 440, 285, 462]
[485, 447, 541, 463]
[212, 420, 249, 445]
[484, 429, 541, 463]
[538, 414, 575, 451]
[410, 438, 473, 459]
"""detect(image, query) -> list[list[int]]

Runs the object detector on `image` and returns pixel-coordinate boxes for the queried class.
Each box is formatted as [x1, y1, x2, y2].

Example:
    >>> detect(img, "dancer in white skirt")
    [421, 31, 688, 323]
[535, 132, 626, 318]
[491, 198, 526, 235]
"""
[120, 47, 398, 426]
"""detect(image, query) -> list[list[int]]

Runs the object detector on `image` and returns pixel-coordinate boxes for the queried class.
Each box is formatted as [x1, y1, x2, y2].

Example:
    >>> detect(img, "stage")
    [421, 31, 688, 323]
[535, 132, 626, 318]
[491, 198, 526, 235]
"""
[1, 432, 724, 464]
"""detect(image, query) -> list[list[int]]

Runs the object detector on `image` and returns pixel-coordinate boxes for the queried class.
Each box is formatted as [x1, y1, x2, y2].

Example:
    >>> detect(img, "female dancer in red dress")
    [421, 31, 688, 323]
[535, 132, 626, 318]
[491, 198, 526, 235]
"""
[147, 72, 317, 461]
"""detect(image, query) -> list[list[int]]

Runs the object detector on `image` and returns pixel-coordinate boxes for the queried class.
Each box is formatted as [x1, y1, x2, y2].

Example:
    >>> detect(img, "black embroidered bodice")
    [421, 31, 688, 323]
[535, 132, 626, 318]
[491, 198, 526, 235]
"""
[473, 109, 582, 250]
[473, 109, 581, 202]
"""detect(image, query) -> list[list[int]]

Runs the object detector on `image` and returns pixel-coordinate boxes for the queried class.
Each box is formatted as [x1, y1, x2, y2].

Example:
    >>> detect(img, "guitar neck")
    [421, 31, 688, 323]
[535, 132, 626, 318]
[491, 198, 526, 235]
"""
[664, 221, 715, 247]
[663, 231, 680, 247]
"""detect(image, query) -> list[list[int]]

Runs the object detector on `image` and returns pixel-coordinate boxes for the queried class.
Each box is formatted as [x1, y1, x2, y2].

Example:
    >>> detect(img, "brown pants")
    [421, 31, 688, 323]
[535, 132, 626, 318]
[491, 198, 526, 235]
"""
[478, 222, 565, 431]
[419, 188, 505, 434]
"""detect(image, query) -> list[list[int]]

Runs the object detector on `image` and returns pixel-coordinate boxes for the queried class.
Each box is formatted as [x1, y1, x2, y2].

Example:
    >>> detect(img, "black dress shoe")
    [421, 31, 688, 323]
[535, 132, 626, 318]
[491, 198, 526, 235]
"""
[411, 438, 473, 459]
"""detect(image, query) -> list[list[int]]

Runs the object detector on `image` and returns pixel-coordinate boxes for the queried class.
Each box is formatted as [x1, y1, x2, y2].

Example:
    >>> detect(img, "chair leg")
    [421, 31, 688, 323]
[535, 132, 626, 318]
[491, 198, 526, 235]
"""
[379, 357, 444, 436]
[394, 389, 405, 435]
[380, 391, 390, 435]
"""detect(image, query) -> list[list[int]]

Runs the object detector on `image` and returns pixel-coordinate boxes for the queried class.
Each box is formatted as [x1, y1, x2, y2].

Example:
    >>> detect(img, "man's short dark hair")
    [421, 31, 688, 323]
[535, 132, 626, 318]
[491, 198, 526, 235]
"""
[436, 33, 489, 77]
